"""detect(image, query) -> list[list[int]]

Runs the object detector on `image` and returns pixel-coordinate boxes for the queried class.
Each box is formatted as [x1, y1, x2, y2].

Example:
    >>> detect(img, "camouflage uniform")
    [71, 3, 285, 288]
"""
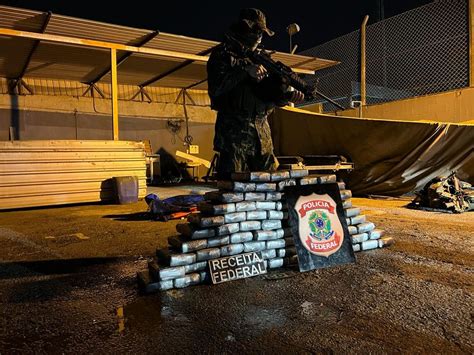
[207, 38, 288, 178]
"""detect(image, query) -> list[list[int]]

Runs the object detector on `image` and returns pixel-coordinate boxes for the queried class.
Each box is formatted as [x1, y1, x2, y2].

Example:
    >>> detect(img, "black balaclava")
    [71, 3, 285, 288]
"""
[227, 21, 263, 52]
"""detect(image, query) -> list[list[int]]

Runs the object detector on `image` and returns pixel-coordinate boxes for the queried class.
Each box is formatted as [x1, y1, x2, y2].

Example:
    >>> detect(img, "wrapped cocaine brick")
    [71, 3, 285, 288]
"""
[266, 239, 286, 249]
[349, 214, 367, 225]
[220, 243, 245, 256]
[137, 271, 173, 293]
[235, 201, 257, 212]
[267, 210, 284, 220]
[261, 249, 277, 259]
[243, 241, 266, 252]
[360, 240, 378, 251]
[357, 222, 375, 234]
[351, 233, 369, 244]
[342, 199, 352, 209]
[240, 220, 262, 232]
[215, 223, 240, 236]
[255, 201, 276, 210]
[187, 213, 224, 228]
[148, 261, 186, 281]
[205, 191, 244, 203]
[207, 235, 230, 248]
[253, 229, 284, 241]
[255, 183, 277, 192]
[198, 202, 236, 215]
[265, 192, 283, 201]
[277, 179, 297, 191]
[276, 248, 286, 258]
[156, 248, 196, 266]
[168, 235, 207, 253]
[174, 273, 201, 289]
[196, 248, 221, 261]
[266, 258, 284, 269]
[300, 174, 337, 185]
[217, 181, 256, 192]
[184, 261, 208, 273]
[230, 231, 254, 243]
[176, 223, 216, 239]
[244, 192, 267, 201]
[340, 189, 352, 200]
[344, 207, 361, 218]
[270, 170, 291, 181]
[347, 225, 358, 235]
[261, 219, 282, 230]
[224, 212, 247, 223]
[246, 210, 268, 220]
[289, 169, 309, 178]
[368, 229, 384, 240]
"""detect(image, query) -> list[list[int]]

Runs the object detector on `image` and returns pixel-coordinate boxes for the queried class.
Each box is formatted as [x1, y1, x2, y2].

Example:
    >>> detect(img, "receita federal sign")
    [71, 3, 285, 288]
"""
[208, 252, 267, 284]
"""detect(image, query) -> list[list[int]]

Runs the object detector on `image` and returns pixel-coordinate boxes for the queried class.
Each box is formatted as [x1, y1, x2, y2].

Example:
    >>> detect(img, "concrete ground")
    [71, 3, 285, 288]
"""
[0, 185, 472, 354]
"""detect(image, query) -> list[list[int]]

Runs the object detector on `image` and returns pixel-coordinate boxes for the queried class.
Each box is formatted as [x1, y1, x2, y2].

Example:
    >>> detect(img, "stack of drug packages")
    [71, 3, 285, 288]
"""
[137, 170, 393, 293]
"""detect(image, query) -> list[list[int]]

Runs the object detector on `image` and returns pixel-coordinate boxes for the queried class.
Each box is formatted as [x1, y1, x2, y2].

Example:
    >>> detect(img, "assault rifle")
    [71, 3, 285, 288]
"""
[247, 47, 345, 110]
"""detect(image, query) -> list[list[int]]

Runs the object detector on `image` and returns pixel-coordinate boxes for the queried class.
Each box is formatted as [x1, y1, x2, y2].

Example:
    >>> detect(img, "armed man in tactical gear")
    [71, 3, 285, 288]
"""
[207, 8, 304, 179]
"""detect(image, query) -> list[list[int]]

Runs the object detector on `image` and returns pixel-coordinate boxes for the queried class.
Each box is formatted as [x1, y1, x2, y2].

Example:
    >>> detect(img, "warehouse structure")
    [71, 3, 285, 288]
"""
[0, 3, 472, 209]
[0, 5, 337, 209]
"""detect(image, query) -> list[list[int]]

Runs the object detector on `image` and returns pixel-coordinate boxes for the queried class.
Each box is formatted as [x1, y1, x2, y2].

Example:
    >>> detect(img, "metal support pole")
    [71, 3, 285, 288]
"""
[110, 48, 119, 140]
[469, 0, 474, 87]
[360, 15, 369, 107]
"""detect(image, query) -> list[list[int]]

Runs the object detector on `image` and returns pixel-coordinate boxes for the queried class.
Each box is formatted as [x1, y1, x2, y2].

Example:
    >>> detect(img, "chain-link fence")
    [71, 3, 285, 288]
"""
[301, 0, 470, 112]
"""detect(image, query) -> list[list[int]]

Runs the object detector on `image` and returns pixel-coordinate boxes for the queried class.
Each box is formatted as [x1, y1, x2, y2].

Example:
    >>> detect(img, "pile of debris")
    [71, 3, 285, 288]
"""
[409, 173, 474, 213]
[137, 170, 393, 293]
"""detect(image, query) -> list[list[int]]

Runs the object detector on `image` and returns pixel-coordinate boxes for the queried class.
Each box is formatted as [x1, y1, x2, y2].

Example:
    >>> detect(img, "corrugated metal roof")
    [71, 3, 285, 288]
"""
[46, 14, 152, 45]
[0, 5, 339, 88]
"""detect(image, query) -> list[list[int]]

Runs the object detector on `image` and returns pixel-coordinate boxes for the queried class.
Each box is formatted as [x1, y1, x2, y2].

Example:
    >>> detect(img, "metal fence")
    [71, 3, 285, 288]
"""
[300, 0, 470, 112]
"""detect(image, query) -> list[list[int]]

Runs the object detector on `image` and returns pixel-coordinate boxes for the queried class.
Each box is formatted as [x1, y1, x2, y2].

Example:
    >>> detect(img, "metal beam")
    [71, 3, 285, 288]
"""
[139, 46, 216, 88]
[82, 83, 105, 98]
[185, 78, 208, 90]
[111, 48, 119, 140]
[130, 86, 152, 102]
[88, 30, 159, 84]
[0, 26, 317, 94]
[0, 28, 211, 62]
[19, 79, 33, 95]
[360, 15, 369, 106]
[470, 0, 474, 87]
[15, 11, 52, 81]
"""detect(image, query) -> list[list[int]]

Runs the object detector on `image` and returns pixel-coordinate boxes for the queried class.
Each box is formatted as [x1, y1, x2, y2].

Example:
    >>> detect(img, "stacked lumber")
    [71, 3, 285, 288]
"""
[0, 140, 147, 209]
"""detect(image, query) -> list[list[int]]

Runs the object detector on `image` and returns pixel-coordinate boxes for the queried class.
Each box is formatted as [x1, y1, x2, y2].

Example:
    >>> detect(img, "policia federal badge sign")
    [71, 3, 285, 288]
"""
[285, 183, 355, 272]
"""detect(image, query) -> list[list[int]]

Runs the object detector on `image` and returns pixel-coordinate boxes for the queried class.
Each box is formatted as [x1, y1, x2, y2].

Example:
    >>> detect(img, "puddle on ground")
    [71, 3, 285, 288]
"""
[117, 293, 189, 333]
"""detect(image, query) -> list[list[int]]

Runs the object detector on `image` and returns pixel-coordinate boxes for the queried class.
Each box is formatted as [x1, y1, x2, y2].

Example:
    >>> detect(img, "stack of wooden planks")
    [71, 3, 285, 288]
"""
[0, 140, 147, 210]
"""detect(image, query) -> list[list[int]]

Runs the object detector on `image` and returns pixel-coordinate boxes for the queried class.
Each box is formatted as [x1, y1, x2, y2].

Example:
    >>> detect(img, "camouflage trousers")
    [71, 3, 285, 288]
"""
[216, 149, 278, 180]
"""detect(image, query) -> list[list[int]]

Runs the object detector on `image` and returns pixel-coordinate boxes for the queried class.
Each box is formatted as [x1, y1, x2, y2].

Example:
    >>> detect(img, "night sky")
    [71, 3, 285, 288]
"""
[0, 0, 432, 52]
